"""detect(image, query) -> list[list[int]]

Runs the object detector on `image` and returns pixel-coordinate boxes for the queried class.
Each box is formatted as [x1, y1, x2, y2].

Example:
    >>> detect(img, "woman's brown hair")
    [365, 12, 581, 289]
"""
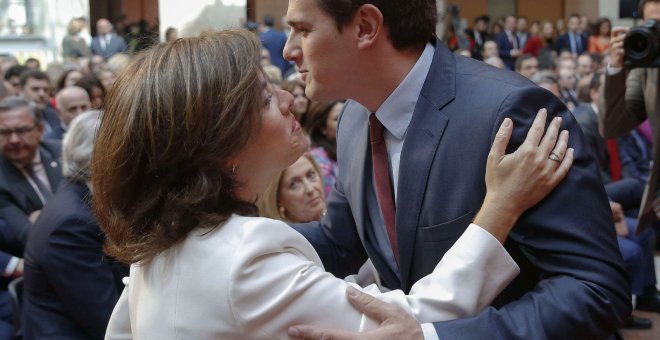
[305, 100, 342, 161]
[92, 30, 264, 264]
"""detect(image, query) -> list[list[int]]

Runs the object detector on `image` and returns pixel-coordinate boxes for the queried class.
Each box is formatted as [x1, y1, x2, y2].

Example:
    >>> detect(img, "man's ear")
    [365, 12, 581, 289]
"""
[353, 4, 384, 50]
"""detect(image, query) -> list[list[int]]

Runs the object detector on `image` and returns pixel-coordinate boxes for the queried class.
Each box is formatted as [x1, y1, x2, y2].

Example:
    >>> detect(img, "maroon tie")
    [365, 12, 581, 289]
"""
[369, 114, 399, 264]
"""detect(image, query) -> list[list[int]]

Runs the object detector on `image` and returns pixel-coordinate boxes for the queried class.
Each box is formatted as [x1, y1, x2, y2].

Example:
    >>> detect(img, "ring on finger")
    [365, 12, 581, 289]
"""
[548, 152, 561, 162]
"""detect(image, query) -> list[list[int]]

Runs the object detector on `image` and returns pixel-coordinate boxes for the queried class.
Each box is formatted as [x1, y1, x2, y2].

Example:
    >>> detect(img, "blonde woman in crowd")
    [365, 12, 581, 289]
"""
[259, 153, 326, 223]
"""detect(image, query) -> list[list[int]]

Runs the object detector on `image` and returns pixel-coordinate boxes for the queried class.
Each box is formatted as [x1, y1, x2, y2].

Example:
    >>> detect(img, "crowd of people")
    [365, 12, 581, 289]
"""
[0, 0, 657, 338]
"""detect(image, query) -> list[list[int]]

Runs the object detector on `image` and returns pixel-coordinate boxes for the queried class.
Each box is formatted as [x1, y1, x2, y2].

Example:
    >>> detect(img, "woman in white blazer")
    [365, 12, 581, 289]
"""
[93, 30, 572, 339]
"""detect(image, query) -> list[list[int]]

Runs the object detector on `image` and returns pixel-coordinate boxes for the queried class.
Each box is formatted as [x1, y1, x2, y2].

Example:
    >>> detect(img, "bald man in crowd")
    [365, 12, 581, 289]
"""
[44, 86, 90, 140]
[91, 18, 127, 59]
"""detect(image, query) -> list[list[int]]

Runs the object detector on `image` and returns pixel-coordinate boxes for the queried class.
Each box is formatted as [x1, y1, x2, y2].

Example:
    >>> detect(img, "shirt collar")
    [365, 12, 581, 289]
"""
[372, 43, 434, 139]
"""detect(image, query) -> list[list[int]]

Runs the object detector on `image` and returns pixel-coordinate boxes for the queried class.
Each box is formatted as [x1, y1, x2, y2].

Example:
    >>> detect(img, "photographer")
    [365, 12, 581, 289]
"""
[600, 0, 660, 326]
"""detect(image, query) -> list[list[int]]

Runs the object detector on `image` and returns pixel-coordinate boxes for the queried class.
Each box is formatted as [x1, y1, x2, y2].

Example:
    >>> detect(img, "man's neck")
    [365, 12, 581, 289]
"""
[353, 45, 426, 113]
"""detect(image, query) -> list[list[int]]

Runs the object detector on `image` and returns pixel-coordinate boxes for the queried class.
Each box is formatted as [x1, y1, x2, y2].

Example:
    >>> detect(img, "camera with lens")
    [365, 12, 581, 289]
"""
[624, 19, 660, 68]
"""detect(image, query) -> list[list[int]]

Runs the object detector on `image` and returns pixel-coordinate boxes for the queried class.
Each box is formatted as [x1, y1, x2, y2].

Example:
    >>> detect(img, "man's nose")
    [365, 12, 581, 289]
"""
[283, 34, 300, 62]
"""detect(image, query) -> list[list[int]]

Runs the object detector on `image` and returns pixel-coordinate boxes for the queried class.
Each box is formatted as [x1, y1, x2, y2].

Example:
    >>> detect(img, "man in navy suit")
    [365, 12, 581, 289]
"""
[0, 97, 62, 256]
[90, 19, 127, 60]
[495, 16, 521, 70]
[556, 14, 589, 56]
[283, 0, 630, 339]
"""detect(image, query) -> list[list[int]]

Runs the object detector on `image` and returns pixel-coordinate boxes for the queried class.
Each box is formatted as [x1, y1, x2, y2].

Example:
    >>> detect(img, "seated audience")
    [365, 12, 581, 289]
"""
[23, 110, 127, 340]
[0, 97, 62, 255]
[44, 86, 90, 140]
[283, 78, 309, 123]
[259, 153, 326, 223]
[514, 54, 538, 79]
[74, 76, 105, 109]
[96, 68, 117, 93]
[305, 100, 342, 196]
[56, 69, 84, 92]
[18, 70, 63, 134]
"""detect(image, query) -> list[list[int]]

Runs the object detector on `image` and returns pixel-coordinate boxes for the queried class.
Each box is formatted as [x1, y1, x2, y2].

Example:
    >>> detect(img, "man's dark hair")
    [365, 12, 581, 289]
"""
[474, 15, 490, 25]
[19, 69, 49, 87]
[515, 54, 535, 71]
[316, 0, 437, 51]
[263, 15, 275, 27]
[4, 65, 27, 81]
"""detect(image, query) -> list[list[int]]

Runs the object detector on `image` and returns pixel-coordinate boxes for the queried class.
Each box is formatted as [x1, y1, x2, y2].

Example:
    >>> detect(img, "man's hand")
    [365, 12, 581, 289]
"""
[609, 27, 630, 69]
[609, 201, 629, 237]
[287, 287, 424, 340]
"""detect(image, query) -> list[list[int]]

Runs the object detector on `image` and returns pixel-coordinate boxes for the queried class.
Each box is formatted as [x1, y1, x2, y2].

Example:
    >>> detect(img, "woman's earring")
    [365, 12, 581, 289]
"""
[231, 164, 238, 177]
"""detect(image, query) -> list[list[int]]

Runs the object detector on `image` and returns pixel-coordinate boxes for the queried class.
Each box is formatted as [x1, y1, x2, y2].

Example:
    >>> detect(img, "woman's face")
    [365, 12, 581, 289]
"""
[322, 102, 342, 142]
[64, 71, 83, 88]
[290, 85, 309, 117]
[98, 70, 117, 92]
[90, 86, 104, 109]
[278, 156, 325, 223]
[600, 21, 611, 36]
[234, 82, 308, 192]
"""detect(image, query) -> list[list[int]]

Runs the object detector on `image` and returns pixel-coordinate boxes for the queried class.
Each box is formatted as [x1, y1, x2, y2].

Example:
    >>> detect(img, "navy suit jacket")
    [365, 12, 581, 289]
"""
[295, 40, 630, 338]
[22, 181, 127, 340]
[90, 33, 127, 59]
[0, 140, 62, 256]
[556, 32, 589, 55]
[495, 31, 519, 70]
[260, 28, 290, 75]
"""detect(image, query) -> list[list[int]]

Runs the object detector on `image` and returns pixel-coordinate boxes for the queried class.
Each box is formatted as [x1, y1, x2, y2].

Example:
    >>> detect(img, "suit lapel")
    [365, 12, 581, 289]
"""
[40, 145, 62, 192]
[0, 158, 42, 209]
[397, 41, 456, 290]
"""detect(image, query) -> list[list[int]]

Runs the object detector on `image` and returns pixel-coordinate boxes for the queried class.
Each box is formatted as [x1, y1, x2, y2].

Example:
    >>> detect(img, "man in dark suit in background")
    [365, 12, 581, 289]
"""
[0, 97, 62, 255]
[283, 0, 629, 339]
[23, 110, 127, 340]
[18, 70, 63, 136]
[260, 15, 290, 76]
[495, 15, 521, 70]
[90, 18, 127, 60]
[556, 14, 589, 56]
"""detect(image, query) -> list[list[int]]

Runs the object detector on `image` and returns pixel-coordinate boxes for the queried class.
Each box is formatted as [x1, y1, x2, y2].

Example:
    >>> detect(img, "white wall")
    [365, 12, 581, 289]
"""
[600, 0, 637, 27]
[159, 0, 246, 40]
[0, 0, 89, 65]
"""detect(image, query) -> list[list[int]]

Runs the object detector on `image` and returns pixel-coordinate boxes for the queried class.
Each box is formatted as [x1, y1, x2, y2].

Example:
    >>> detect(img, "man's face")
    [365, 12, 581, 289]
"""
[284, 0, 355, 101]
[516, 18, 528, 32]
[644, 2, 660, 21]
[519, 58, 538, 79]
[483, 41, 498, 58]
[97, 20, 111, 35]
[58, 89, 90, 126]
[475, 20, 487, 32]
[558, 69, 576, 90]
[577, 56, 593, 78]
[20, 78, 50, 109]
[567, 17, 579, 32]
[0, 106, 43, 166]
[505, 16, 516, 31]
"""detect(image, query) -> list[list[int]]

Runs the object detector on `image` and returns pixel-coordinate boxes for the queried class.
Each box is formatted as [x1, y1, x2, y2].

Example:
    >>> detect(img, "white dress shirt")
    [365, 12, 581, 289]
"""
[105, 215, 519, 339]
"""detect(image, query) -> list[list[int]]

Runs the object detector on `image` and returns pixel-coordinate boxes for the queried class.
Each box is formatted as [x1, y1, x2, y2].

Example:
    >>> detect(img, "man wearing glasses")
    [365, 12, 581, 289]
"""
[0, 96, 62, 256]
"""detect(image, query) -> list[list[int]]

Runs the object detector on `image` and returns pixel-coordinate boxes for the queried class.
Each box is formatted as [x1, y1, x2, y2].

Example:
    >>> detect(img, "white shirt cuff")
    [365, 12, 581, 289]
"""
[3, 257, 19, 277]
[421, 323, 440, 340]
[606, 63, 623, 75]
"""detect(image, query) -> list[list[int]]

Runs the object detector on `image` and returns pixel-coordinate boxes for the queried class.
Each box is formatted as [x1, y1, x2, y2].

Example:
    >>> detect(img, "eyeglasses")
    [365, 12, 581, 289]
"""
[0, 125, 38, 139]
